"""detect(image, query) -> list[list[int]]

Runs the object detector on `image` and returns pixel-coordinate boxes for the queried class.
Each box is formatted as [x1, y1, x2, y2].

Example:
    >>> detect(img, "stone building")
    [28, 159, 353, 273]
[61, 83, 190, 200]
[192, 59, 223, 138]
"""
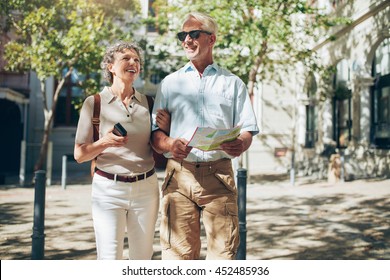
[253, 0, 389, 181]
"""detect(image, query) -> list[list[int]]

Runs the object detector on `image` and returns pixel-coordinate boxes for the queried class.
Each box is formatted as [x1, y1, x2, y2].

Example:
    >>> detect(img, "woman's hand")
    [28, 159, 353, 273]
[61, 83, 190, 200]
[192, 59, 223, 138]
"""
[156, 109, 171, 134]
[102, 129, 128, 148]
[74, 129, 128, 163]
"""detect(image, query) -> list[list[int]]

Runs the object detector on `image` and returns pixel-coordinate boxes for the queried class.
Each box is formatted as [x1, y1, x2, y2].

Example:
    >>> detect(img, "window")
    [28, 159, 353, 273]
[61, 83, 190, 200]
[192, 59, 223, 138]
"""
[54, 68, 87, 127]
[147, 0, 157, 33]
[371, 38, 390, 148]
[150, 69, 168, 85]
[333, 59, 352, 148]
[305, 73, 318, 148]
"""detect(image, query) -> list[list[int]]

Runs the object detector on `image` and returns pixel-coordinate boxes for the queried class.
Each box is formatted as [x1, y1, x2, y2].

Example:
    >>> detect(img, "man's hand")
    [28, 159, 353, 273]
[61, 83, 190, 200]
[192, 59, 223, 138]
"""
[171, 138, 192, 160]
[151, 130, 192, 160]
[220, 131, 253, 157]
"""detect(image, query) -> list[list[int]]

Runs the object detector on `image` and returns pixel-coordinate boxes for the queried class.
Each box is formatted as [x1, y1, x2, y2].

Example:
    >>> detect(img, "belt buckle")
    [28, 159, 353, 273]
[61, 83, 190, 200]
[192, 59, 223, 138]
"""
[138, 172, 146, 181]
[125, 170, 149, 183]
[128, 175, 137, 183]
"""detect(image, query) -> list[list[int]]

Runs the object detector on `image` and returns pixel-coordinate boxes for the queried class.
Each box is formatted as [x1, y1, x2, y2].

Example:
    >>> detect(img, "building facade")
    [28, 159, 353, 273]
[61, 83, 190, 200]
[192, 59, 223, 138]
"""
[255, 0, 390, 180]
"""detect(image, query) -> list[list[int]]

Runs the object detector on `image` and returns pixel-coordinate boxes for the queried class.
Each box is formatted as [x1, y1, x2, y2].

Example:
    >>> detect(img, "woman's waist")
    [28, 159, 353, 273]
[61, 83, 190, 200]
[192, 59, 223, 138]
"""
[96, 156, 154, 175]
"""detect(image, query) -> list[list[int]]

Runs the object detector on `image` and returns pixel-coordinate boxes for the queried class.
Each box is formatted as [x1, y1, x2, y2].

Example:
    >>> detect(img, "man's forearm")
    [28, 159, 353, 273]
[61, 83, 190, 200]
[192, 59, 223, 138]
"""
[239, 131, 253, 152]
[151, 130, 173, 154]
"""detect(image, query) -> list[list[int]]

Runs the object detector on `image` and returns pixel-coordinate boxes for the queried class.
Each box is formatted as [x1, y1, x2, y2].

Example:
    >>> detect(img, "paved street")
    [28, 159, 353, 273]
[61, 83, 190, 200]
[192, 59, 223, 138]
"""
[1, 171, 389, 260]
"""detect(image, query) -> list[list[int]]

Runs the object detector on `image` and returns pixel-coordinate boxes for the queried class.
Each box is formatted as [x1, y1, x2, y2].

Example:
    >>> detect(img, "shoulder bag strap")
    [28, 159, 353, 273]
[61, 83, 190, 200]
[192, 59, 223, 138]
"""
[146, 95, 154, 115]
[92, 94, 101, 142]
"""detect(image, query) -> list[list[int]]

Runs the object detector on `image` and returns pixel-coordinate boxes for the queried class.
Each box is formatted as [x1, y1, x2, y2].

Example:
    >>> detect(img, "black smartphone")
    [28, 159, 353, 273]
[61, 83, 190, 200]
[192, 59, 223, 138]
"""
[113, 123, 127, 136]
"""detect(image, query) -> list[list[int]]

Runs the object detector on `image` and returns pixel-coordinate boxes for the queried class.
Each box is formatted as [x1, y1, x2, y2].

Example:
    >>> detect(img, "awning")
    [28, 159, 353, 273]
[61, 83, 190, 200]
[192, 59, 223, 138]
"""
[0, 87, 29, 104]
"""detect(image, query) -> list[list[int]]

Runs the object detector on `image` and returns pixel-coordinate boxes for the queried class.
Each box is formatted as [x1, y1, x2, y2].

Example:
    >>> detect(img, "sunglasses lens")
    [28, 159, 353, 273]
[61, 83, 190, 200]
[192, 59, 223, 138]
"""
[177, 32, 187, 41]
[189, 30, 201, 39]
[189, 30, 200, 39]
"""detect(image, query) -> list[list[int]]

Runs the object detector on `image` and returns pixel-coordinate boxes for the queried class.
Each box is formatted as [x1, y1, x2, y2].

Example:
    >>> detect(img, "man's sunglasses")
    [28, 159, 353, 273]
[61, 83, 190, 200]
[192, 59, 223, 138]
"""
[177, 30, 212, 42]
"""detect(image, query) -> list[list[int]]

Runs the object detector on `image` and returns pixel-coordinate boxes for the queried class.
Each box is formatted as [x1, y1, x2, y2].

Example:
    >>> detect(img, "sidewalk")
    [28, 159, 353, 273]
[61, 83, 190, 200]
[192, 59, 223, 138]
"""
[1, 172, 389, 260]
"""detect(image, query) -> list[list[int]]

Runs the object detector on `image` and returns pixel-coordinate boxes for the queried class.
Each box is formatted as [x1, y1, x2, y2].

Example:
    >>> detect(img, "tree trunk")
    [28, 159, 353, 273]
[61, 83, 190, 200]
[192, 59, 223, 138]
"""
[33, 69, 71, 171]
[34, 120, 51, 171]
[247, 40, 268, 99]
[239, 41, 268, 168]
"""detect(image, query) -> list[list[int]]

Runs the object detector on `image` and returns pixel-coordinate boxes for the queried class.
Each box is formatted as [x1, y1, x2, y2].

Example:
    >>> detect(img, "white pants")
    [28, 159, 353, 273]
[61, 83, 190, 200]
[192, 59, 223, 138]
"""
[91, 172, 159, 260]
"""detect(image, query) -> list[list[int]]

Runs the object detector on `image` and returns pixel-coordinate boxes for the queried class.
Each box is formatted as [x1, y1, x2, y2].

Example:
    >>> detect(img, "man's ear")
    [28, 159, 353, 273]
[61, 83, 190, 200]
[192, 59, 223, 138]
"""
[209, 33, 217, 46]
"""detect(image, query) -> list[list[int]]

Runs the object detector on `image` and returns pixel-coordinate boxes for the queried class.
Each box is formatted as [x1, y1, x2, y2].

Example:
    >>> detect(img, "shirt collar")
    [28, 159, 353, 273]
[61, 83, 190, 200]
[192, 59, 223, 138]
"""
[100, 86, 114, 103]
[184, 62, 218, 75]
[133, 89, 142, 102]
[100, 86, 142, 103]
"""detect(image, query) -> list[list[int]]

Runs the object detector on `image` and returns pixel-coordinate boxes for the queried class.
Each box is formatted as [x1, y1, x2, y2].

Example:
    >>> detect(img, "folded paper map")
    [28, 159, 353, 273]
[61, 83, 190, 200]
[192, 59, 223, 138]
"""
[187, 125, 242, 151]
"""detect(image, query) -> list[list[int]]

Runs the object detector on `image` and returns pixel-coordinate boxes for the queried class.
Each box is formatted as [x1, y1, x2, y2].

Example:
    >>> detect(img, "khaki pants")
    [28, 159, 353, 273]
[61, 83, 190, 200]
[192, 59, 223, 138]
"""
[160, 158, 239, 260]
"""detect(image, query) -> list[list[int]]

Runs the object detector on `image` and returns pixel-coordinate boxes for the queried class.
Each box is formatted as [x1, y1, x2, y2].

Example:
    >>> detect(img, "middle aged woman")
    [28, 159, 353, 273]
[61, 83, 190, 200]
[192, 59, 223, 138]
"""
[74, 41, 169, 260]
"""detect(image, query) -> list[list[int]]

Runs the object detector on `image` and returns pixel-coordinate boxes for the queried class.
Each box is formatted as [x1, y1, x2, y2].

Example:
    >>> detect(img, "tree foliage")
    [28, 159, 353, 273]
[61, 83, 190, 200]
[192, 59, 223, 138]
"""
[2, 0, 141, 171]
[150, 0, 350, 97]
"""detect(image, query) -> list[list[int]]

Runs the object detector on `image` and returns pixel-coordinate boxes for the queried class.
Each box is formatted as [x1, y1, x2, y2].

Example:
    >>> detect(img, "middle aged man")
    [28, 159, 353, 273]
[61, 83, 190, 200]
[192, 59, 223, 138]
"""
[151, 11, 259, 260]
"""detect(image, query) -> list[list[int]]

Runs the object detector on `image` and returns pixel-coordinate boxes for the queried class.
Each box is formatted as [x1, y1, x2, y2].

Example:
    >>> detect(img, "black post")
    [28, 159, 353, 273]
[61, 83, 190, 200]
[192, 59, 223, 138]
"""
[236, 168, 247, 260]
[31, 170, 46, 260]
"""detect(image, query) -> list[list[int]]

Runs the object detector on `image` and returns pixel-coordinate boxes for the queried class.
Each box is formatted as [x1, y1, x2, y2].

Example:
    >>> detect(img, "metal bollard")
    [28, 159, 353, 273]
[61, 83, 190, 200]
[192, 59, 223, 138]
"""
[236, 168, 247, 260]
[31, 170, 46, 260]
[340, 151, 345, 183]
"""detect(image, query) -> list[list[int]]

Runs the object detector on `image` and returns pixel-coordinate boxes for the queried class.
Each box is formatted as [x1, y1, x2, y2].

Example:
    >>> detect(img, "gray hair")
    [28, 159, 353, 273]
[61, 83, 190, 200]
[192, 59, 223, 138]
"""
[101, 41, 144, 84]
[181, 12, 218, 35]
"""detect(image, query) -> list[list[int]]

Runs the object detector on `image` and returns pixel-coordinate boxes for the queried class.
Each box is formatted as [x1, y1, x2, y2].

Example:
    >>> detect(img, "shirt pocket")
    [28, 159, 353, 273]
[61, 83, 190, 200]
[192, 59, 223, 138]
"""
[206, 94, 233, 126]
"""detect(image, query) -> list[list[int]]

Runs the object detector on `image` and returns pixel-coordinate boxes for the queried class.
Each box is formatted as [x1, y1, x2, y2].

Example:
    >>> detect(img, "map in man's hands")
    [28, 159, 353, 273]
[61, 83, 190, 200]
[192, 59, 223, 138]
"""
[187, 125, 241, 151]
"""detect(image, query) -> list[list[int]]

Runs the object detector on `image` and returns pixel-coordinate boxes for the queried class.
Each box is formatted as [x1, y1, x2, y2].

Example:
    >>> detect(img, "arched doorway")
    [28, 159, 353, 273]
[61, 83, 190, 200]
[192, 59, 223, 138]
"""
[0, 99, 22, 177]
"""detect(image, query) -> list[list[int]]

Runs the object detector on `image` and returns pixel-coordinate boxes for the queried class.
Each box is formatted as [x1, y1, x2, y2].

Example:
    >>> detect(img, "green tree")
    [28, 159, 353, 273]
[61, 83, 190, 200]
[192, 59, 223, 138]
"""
[150, 0, 349, 98]
[2, 0, 141, 171]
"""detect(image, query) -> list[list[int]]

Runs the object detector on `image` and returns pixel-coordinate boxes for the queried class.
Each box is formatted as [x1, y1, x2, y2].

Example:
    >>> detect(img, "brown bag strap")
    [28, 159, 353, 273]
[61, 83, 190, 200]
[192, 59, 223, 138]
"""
[146, 95, 154, 115]
[90, 94, 101, 177]
[92, 94, 101, 142]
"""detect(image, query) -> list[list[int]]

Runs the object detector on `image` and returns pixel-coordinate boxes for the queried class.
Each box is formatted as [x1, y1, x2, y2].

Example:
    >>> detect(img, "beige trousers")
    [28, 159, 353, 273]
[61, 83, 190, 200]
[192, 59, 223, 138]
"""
[160, 158, 239, 260]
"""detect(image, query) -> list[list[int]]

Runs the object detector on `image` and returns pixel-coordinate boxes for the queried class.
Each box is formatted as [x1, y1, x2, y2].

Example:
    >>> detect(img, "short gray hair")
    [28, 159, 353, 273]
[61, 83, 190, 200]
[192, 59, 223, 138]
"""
[181, 12, 218, 35]
[101, 41, 144, 84]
